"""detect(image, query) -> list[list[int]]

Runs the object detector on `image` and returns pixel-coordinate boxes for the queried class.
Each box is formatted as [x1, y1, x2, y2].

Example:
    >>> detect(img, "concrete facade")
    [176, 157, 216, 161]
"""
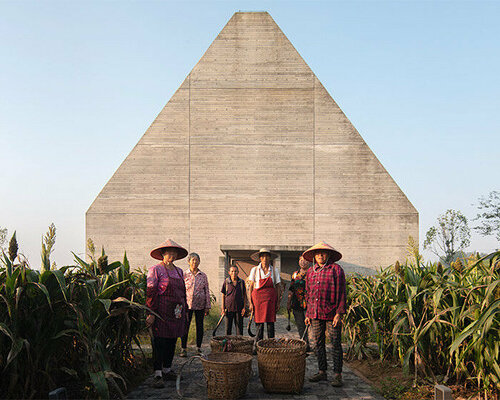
[86, 12, 418, 293]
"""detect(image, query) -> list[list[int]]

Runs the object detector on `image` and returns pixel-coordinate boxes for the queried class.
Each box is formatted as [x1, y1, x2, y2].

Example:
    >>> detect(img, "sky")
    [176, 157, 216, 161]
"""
[0, 0, 499, 267]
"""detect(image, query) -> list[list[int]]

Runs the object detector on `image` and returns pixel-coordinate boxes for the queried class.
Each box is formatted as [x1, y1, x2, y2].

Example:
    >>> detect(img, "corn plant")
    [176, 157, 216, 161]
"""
[0, 229, 150, 399]
[345, 244, 500, 397]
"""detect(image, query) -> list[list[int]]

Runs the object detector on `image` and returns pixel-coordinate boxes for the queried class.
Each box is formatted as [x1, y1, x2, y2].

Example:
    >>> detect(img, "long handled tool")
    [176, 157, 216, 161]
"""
[212, 312, 225, 337]
[286, 310, 291, 331]
[301, 324, 309, 341]
[247, 311, 255, 337]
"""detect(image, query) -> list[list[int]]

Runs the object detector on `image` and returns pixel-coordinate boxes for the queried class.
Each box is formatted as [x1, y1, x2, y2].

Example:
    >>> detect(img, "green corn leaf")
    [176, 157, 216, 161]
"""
[0, 294, 13, 319]
[60, 367, 78, 377]
[89, 370, 109, 400]
[72, 252, 90, 270]
[390, 303, 408, 322]
[15, 286, 23, 309]
[2, 250, 13, 277]
[5, 267, 21, 296]
[51, 269, 68, 301]
[0, 322, 14, 341]
[123, 252, 130, 274]
[6, 338, 25, 369]
[51, 329, 79, 340]
[97, 279, 129, 300]
[450, 299, 500, 353]
[98, 299, 112, 314]
[27, 282, 52, 309]
[104, 370, 126, 389]
[103, 261, 121, 274]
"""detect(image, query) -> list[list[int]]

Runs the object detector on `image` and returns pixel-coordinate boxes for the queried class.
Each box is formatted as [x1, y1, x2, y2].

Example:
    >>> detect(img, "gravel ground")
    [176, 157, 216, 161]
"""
[127, 315, 384, 400]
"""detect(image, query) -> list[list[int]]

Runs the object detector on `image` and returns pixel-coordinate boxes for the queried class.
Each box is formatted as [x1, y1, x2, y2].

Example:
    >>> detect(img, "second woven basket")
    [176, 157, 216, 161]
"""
[210, 335, 253, 354]
[256, 338, 307, 394]
[201, 352, 253, 400]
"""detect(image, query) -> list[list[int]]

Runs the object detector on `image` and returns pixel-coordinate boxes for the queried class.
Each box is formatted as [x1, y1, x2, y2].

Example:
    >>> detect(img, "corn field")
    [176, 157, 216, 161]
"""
[0, 232, 149, 399]
[2, 229, 499, 399]
[345, 246, 500, 397]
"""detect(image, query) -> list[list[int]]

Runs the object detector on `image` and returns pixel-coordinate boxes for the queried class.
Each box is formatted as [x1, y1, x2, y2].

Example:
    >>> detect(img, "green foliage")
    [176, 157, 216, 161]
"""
[378, 377, 409, 400]
[0, 226, 7, 251]
[474, 190, 500, 242]
[423, 209, 471, 264]
[8, 231, 18, 262]
[344, 247, 500, 397]
[0, 230, 149, 399]
[41, 223, 57, 272]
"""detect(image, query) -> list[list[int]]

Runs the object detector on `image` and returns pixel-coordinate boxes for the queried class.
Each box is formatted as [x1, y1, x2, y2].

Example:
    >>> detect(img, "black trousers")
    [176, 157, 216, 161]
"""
[225, 311, 244, 335]
[152, 337, 177, 371]
[309, 319, 343, 373]
[181, 309, 205, 348]
[256, 322, 275, 341]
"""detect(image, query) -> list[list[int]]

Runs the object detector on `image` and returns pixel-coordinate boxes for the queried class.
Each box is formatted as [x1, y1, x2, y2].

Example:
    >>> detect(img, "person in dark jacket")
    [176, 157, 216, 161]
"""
[221, 265, 247, 335]
[287, 255, 312, 350]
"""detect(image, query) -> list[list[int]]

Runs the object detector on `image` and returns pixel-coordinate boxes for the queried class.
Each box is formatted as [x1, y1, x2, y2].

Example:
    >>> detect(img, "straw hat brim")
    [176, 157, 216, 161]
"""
[302, 242, 342, 263]
[250, 248, 278, 262]
[150, 240, 188, 261]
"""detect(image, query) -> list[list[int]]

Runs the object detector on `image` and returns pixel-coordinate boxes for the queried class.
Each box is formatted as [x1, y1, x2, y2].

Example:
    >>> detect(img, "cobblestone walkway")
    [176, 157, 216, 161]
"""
[128, 315, 384, 399]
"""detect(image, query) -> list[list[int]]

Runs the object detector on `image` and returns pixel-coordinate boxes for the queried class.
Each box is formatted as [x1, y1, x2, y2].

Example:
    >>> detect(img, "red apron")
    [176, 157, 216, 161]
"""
[251, 275, 277, 323]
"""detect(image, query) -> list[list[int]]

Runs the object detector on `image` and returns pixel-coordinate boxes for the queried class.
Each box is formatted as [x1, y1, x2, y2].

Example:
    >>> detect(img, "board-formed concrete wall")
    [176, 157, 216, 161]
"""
[86, 12, 418, 292]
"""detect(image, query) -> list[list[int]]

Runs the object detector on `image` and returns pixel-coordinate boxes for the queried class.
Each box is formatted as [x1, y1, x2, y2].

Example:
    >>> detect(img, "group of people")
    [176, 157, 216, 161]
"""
[145, 239, 347, 389]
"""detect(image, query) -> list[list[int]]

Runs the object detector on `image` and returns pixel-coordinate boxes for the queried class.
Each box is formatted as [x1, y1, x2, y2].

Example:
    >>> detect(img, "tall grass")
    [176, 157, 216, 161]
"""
[344, 243, 500, 398]
[0, 232, 149, 399]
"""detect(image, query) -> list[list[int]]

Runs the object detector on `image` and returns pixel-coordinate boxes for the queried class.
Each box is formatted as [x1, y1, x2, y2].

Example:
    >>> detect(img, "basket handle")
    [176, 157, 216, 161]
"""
[176, 355, 205, 398]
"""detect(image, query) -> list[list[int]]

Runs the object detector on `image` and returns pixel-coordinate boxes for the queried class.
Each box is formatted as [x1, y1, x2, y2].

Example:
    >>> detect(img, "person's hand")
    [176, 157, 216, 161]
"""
[332, 313, 342, 327]
[205, 308, 210, 316]
[221, 308, 226, 316]
[145, 314, 155, 328]
[304, 317, 311, 326]
[241, 308, 246, 317]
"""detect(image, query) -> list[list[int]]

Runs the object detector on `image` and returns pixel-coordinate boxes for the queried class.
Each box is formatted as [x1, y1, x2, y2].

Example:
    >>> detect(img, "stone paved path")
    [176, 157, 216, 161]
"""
[128, 315, 384, 399]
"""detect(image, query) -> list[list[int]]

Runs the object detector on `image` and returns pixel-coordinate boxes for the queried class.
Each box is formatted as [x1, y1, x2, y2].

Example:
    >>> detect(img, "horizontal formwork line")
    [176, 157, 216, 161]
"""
[187, 88, 314, 91]
[137, 144, 362, 147]
[87, 212, 416, 216]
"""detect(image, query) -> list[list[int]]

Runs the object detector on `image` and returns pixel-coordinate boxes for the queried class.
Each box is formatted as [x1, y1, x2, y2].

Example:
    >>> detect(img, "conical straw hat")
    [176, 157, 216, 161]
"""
[150, 239, 188, 261]
[250, 247, 278, 262]
[302, 241, 342, 263]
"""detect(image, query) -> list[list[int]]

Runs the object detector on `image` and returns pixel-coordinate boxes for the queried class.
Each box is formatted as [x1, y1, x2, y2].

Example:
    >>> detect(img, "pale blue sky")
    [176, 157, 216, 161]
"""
[1, 1, 498, 267]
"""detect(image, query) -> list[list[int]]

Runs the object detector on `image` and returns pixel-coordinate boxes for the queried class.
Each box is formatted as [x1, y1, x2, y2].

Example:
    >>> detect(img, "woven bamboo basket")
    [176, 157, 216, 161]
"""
[256, 338, 307, 394]
[210, 335, 253, 355]
[201, 352, 253, 400]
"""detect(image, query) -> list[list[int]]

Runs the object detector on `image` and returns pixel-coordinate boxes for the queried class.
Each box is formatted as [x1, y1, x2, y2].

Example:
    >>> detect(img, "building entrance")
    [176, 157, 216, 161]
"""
[219, 245, 309, 306]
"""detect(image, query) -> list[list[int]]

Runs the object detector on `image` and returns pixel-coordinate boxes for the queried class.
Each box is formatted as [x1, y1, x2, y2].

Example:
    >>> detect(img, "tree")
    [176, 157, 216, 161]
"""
[474, 190, 500, 243]
[423, 209, 471, 264]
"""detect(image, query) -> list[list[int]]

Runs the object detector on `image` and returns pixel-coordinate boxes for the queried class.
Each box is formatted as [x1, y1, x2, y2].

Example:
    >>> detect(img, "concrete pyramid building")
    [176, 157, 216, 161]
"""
[87, 12, 418, 289]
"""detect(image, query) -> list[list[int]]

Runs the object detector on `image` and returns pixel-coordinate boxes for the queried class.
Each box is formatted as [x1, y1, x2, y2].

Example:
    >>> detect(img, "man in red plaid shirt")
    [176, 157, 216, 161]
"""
[303, 241, 346, 388]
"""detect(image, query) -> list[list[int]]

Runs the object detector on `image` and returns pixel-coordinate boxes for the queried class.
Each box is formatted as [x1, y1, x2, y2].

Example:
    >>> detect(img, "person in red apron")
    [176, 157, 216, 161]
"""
[146, 239, 188, 389]
[248, 248, 282, 342]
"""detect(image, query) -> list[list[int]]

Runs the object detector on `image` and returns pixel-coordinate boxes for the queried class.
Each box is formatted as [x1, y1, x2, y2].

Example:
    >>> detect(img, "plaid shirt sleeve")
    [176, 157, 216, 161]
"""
[336, 265, 347, 314]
